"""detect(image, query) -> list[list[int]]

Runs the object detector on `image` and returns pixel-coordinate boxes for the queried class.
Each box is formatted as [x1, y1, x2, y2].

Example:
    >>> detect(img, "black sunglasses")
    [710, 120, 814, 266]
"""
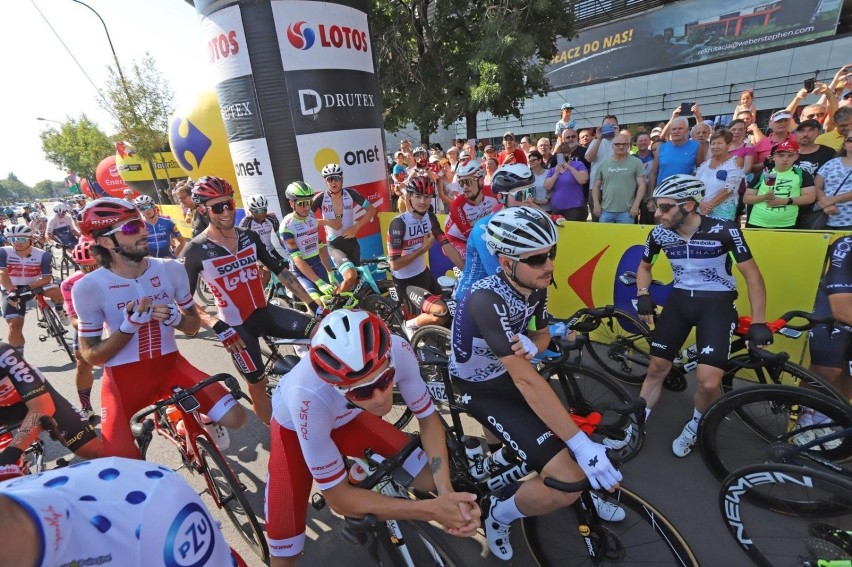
[209, 199, 236, 214]
[516, 246, 557, 267]
[656, 202, 683, 213]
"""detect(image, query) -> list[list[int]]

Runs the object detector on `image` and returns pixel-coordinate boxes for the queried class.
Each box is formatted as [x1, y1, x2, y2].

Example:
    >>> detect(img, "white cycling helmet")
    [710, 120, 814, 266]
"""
[490, 164, 535, 195]
[455, 160, 483, 179]
[486, 206, 557, 258]
[53, 203, 68, 213]
[28, 212, 42, 222]
[133, 195, 155, 207]
[321, 163, 343, 178]
[4, 224, 34, 238]
[247, 195, 268, 210]
[652, 174, 705, 203]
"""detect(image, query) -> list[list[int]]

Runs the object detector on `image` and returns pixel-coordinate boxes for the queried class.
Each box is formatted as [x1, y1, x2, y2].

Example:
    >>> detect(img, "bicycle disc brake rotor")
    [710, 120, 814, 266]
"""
[663, 371, 688, 392]
[587, 525, 624, 561]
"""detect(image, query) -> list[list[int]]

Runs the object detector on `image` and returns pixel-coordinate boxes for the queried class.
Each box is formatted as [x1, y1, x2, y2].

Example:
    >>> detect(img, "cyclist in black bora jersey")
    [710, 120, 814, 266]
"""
[636, 174, 770, 458]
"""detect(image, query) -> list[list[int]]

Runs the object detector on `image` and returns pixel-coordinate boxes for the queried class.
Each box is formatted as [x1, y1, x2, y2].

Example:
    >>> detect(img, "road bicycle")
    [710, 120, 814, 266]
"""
[12, 288, 74, 363]
[699, 383, 852, 483]
[320, 434, 465, 567]
[54, 245, 79, 281]
[718, 409, 852, 567]
[129, 373, 269, 563]
[583, 272, 844, 401]
[0, 418, 53, 475]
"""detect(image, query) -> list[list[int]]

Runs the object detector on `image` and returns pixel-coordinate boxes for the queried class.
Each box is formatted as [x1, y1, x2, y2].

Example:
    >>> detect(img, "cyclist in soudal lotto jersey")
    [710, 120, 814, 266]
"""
[72, 198, 246, 459]
[280, 182, 336, 302]
[46, 203, 80, 248]
[444, 160, 498, 258]
[0, 224, 68, 353]
[310, 163, 377, 293]
[134, 195, 186, 258]
[265, 310, 479, 566]
[0, 342, 102, 477]
[60, 237, 99, 420]
[451, 207, 622, 561]
[636, 175, 770, 458]
[0, 457, 243, 567]
[238, 194, 287, 290]
[181, 177, 318, 425]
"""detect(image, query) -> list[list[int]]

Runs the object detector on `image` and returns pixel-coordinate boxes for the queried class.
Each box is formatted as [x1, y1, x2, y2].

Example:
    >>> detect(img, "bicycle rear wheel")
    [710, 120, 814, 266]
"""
[699, 385, 852, 482]
[42, 304, 74, 363]
[721, 355, 846, 403]
[361, 294, 405, 337]
[546, 362, 644, 463]
[720, 462, 852, 567]
[195, 436, 269, 563]
[522, 485, 698, 566]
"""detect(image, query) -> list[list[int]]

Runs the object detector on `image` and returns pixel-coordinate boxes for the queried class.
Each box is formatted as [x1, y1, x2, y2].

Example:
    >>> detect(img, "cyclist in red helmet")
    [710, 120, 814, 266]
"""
[265, 309, 479, 566]
[387, 176, 463, 339]
[72, 197, 247, 458]
[59, 237, 99, 420]
[182, 176, 319, 424]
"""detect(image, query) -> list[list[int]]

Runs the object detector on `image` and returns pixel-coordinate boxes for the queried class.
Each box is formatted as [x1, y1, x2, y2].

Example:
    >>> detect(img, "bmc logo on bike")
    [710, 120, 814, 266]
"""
[165, 502, 217, 566]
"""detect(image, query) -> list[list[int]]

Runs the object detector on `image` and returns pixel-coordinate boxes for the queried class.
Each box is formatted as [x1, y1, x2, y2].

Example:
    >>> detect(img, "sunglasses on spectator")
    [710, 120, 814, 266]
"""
[325, 175, 343, 183]
[335, 363, 395, 401]
[293, 200, 312, 208]
[655, 202, 684, 213]
[511, 246, 557, 268]
[103, 218, 146, 236]
[208, 199, 236, 214]
[138, 204, 154, 211]
[250, 208, 268, 214]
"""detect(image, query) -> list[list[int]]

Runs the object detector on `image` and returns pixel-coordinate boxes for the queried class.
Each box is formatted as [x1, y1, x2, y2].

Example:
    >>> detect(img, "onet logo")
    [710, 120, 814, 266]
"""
[287, 21, 316, 50]
[314, 145, 382, 171]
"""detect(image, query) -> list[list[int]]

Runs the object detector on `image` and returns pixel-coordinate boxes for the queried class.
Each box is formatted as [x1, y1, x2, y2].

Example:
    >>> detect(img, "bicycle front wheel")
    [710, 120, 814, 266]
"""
[42, 304, 74, 363]
[195, 275, 216, 307]
[361, 294, 405, 336]
[522, 485, 698, 566]
[582, 308, 653, 386]
[195, 437, 269, 563]
[720, 462, 852, 567]
[699, 385, 852, 482]
[721, 355, 846, 403]
[376, 520, 465, 567]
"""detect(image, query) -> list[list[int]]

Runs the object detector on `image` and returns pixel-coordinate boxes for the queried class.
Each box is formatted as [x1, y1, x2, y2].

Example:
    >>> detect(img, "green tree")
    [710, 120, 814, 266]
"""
[33, 179, 62, 199]
[100, 52, 175, 187]
[0, 173, 32, 202]
[371, 0, 575, 140]
[39, 115, 113, 180]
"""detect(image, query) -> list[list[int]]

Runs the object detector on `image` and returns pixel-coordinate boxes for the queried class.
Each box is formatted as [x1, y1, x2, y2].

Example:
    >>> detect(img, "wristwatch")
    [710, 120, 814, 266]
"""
[786, 198, 793, 206]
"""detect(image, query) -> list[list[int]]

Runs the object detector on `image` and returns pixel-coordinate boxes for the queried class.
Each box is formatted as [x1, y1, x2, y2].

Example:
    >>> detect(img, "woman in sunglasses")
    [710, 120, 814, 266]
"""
[311, 163, 377, 294]
[133, 195, 186, 259]
[635, 174, 770, 459]
[265, 309, 479, 567]
[72, 197, 248, 458]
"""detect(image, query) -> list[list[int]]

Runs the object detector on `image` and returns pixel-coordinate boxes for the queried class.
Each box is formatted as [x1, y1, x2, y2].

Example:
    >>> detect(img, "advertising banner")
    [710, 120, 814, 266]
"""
[546, 0, 843, 89]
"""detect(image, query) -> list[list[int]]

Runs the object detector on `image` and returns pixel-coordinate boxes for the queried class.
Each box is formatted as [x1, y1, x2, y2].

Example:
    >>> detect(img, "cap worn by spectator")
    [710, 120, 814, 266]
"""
[796, 119, 822, 131]
[776, 139, 799, 153]
[428, 155, 440, 163]
[394, 151, 404, 158]
[484, 145, 496, 153]
[771, 110, 792, 122]
[459, 150, 472, 160]
[650, 127, 663, 140]
[842, 90, 852, 100]
[503, 132, 514, 140]
[446, 147, 458, 155]
[560, 102, 574, 110]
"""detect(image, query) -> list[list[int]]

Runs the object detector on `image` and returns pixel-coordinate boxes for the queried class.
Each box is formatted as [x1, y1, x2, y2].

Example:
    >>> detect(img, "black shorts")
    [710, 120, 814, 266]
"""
[0, 382, 97, 453]
[393, 269, 444, 316]
[328, 236, 361, 269]
[454, 372, 565, 473]
[649, 289, 738, 370]
[1, 285, 54, 320]
[809, 289, 852, 369]
[231, 305, 314, 383]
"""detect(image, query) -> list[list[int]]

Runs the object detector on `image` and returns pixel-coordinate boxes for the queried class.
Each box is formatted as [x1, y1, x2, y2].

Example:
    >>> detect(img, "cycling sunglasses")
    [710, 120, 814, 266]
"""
[137, 204, 155, 211]
[103, 218, 146, 236]
[655, 202, 684, 213]
[516, 246, 557, 268]
[325, 175, 343, 183]
[9, 237, 30, 244]
[293, 200, 312, 208]
[250, 208, 268, 214]
[501, 187, 533, 203]
[336, 363, 395, 401]
[208, 199, 236, 214]
[459, 178, 478, 187]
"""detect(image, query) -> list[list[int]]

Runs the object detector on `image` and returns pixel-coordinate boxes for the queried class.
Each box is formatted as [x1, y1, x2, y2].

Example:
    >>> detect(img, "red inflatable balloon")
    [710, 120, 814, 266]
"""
[95, 155, 133, 198]
[80, 178, 96, 199]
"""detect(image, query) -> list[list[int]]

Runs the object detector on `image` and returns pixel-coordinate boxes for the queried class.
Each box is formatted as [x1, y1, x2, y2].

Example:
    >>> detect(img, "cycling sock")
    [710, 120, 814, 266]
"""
[688, 408, 702, 433]
[492, 493, 525, 524]
[78, 388, 92, 411]
[644, 407, 651, 421]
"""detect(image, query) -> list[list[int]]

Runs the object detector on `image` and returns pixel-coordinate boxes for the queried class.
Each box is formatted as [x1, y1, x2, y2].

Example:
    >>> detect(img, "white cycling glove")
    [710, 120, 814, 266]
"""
[162, 303, 182, 327]
[566, 430, 622, 491]
[119, 303, 154, 334]
[513, 334, 539, 358]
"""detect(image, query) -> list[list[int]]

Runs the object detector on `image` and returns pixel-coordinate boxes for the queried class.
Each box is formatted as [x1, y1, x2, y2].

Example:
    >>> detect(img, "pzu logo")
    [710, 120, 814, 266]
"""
[165, 502, 216, 567]
[287, 21, 315, 50]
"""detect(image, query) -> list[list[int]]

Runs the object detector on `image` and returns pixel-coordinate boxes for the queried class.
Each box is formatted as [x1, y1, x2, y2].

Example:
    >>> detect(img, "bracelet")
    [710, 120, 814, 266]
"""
[786, 198, 793, 206]
[637, 287, 650, 296]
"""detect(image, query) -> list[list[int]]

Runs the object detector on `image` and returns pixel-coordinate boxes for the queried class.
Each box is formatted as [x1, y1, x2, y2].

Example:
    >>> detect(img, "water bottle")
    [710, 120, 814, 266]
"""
[483, 446, 516, 475]
[348, 460, 369, 484]
[165, 405, 182, 429]
[464, 437, 487, 480]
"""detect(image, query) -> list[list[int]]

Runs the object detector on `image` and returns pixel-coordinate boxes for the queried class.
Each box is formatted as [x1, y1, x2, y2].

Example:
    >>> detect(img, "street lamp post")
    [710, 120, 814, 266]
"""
[70, 0, 131, 94]
[36, 117, 63, 125]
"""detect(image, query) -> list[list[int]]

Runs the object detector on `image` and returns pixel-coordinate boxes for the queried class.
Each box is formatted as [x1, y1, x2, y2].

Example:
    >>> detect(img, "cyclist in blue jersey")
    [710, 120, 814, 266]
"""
[134, 195, 185, 258]
[636, 174, 770, 458]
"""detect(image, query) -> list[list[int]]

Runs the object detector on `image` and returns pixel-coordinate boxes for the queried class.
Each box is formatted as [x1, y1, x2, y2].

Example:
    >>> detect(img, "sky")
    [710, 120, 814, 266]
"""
[0, 0, 210, 186]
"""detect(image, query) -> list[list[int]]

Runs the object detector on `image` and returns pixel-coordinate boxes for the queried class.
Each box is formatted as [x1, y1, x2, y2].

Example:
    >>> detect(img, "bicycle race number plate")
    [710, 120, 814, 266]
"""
[426, 381, 448, 403]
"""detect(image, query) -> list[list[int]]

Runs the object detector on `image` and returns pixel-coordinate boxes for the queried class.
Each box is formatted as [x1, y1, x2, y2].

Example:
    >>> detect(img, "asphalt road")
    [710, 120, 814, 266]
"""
[21, 298, 753, 566]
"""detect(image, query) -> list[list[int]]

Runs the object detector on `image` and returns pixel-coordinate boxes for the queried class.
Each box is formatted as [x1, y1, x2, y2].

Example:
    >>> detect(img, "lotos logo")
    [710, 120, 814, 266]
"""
[287, 21, 316, 50]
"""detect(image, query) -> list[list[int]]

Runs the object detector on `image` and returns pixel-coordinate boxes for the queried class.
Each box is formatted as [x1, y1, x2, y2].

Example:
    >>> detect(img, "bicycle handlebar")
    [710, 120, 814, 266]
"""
[776, 310, 835, 332]
[544, 449, 626, 494]
[129, 373, 246, 438]
[355, 434, 424, 491]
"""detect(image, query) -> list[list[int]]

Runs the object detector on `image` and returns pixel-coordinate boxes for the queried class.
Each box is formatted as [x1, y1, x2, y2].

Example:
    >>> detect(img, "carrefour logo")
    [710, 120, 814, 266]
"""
[285, 21, 368, 52]
[287, 21, 315, 50]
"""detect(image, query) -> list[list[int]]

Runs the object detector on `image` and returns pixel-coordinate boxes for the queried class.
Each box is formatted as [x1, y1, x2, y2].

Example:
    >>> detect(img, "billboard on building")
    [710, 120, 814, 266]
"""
[546, 0, 843, 89]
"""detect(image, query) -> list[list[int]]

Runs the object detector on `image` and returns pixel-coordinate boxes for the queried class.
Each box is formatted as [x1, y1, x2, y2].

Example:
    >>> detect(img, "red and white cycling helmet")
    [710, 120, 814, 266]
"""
[78, 198, 141, 237]
[405, 176, 436, 196]
[72, 237, 96, 266]
[191, 176, 234, 205]
[309, 309, 391, 388]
